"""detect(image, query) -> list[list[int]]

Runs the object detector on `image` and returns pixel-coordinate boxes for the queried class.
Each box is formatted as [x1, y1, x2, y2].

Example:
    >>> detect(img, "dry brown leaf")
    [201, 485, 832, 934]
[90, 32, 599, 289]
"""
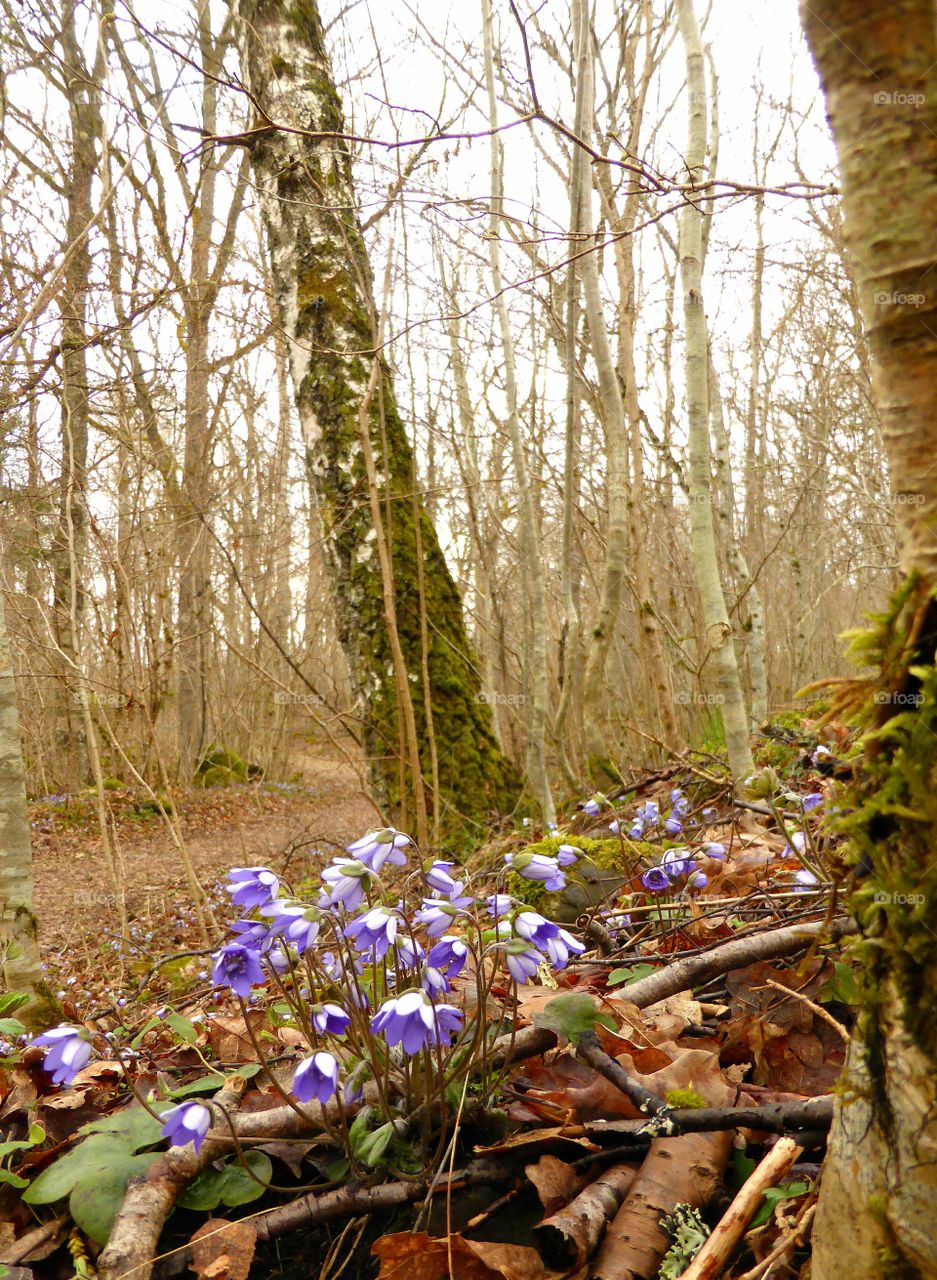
[525, 1153, 591, 1216]
[205, 1012, 267, 1064]
[373, 1233, 544, 1280]
[190, 1217, 257, 1280]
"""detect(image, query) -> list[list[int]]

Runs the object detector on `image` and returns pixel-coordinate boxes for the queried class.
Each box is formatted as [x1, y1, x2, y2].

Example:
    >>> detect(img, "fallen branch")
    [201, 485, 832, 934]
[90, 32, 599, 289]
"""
[621, 917, 856, 1009]
[534, 1162, 639, 1268]
[584, 1096, 833, 1145]
[98, 1077, 247, 1280]
[677, 1135, 804, 1280]
[576, 1031, 670, 1117]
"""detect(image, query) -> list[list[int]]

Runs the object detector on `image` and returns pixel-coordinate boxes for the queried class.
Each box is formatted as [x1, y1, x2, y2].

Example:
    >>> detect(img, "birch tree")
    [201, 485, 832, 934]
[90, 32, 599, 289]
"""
[675, 0, 754, 782]
[799, 2, 937, 1273]
[234, 0, 519, 832]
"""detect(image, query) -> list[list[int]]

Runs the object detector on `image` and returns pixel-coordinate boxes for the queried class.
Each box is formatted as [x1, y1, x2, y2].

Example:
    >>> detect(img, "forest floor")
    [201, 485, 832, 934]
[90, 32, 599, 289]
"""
[31, 742, 376, 957]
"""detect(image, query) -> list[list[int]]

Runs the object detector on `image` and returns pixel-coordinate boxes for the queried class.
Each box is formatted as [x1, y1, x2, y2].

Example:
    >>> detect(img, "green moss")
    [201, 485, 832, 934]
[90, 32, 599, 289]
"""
[665, 1087, 706, 1109]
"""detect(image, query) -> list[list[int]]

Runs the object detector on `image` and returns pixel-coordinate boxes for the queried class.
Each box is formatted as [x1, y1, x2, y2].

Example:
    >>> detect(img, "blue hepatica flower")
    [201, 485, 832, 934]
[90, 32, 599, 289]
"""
[501, 938, 543, 984]
[801, 793, 824, 812]
[160, 1101, 212, 1154]
[310, 1002, 350, 1036]
[32, 1025, 92, 1086]
[230, 918, 271, 950]
[513, 910, 559, 950]
[700, 842, 727, 861]
[371, 990, 462, 1054]
[636, 800, 660, 826]
[344, 906, 399, 959]
[689, 871, 709, 889]
[545, 927, 586, 969]
[486, 893, 514, 919]
[413, 897, 465, 937]
[393, 933, 425, 969]
[628, 822, 645, 839]
[263, 902, 322, 953]
[641, 865, 671, 893]
[609, 819, 621, 835]
[793, 869, 820, 892]
[505, 851, 566, 892]
[581, 794, 605, 816]
[781, 831, 807, 858]
[292, 1051, 340, 1104]
[320, 859, 374, 912]
[663, 816, 684, 836]
[346, 828, 412, 872]
[556, 844, 580, 866]
[424, 859, 465, 899]
[661, 847, 693, 878]
[211, 942, 265, 997]
[811, 745, 833, 766]
[423, 935, 469, 993]
[226, 866, 279, 910]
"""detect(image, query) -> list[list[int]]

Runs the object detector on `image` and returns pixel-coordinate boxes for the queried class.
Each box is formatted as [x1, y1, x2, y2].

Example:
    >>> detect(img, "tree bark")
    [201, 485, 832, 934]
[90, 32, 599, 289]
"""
[234, 0, 519, 832]
[675, 0, 754, 783]
[800, 2, 937, 1276]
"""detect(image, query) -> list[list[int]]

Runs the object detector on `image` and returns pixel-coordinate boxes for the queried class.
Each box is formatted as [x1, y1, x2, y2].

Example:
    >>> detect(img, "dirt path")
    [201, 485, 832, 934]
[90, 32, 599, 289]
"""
[33, 752, 378, 956]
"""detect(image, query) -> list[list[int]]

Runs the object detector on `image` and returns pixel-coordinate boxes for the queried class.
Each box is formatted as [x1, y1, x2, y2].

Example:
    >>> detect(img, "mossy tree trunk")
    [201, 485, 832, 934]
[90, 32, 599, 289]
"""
[235, 0, 520, 834]
[801, 2, 937, 1275]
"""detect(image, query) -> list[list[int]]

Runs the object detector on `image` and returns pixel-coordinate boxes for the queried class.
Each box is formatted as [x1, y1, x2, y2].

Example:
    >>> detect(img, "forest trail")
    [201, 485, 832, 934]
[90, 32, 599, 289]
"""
[31, 745, 376, 955]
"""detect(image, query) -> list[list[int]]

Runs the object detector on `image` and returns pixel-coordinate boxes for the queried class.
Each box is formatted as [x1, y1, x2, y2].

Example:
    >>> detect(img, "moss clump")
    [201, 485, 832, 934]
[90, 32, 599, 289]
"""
[665, 1087, 707, 1109]
[194, 745, 261, 788]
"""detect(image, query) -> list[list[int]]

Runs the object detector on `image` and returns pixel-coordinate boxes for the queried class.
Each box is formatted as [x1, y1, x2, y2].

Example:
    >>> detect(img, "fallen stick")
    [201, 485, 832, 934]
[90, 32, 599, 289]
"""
[583, 1096, 833, 1145]
[98, 1076, 247, 1280]
[676, 1135, 804, 1280]
[621, 917, 856, 1009]
[577, 1031, 670, 1118]
[535, 1163, 639, 1268]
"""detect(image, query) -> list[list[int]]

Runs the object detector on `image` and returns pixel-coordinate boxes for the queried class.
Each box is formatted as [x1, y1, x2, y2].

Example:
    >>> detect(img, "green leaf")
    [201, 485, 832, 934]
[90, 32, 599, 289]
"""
[80, 1103, 168, 1152]
[818, 961, 859, 1007]
[169, 1074, 223, 1099]
[165, 1013, 199, 1046]
[69, 1153, 161, 1244]
[28, 1122, 45, 1145]
[218, 1151, 272, 1206]
[0, 1018, 26, 1038]
[607, 963, 657, 987]
[23, 1135, 131, 1204]
[354, 1121, 395, 1168]
[531, 993, 604, 1046]
[751, 1181, 810, 1228]
[0, 1168, 28, 1188]
[730, 1146, 756, 1190]
[176, 1164, 226, 1211]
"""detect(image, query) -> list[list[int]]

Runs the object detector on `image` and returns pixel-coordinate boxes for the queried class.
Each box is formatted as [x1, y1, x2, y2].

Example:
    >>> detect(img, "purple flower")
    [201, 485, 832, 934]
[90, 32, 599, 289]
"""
[662, 847, 692, 878]
[811, 746, 833, 764]
[501, 940, 542, 984]
[801, 793, 824, 812]
[32, 1026, 92, 1086]
[486, 893, 514, 918]
[344, 906, 399, 958]
[700, 842, 727, 861]
[636, 801, 660, 825]
[556, 844, 580, 866]
[226, 866, 279, 909]
[160, 1101, 212, 1153]
[292, 1051, 340, 1104]
[545, 927, 586, 969]
[427, 935, 469, 980]
[370, 990, 463, 1054]
[688, 871, 709, 889]
[413, 897, 465, 937]
[581, 795, 604, 815]
[505, 852, 566, 892]
[609, 820, 621, 835]
[782, 832, 807, 858]
[211, 942, 265, 997]
[663, 816, 684, 836]
[263, 902, 322, 952]
[641, 866, 671, 893]
[346, 828, 411, 872]
[629, 822, 645, 839]
[230, 918, 271, 949]
[513, 911, 560, 950]
[794, 869, 819, 892]
[393, 933, 425, 969]
[310, 1003, 350, 1036]
[424, 860, 466, 899]
[320, 859, 374, 912]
